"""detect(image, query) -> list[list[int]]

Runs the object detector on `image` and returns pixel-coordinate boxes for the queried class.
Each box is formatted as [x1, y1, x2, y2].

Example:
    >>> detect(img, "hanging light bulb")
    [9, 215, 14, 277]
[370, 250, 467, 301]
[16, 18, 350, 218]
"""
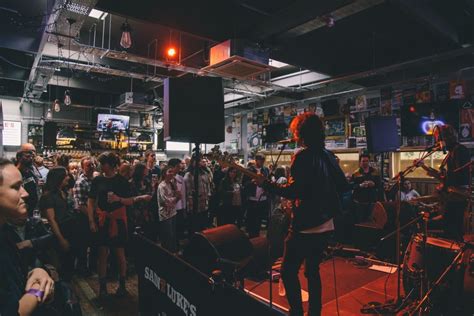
[46, 108, 53, 119]
[120, 19, 132, 49]
[40, 116, 45, 126]
[53, 99, 61, 112]
[231, 118, 236, 128]
[64, 90, 72, 105]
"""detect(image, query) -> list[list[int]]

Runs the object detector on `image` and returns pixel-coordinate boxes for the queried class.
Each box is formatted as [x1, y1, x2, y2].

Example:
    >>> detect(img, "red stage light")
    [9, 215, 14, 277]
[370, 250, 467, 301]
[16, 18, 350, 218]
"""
[409, 106, 416, 113]
[167, 47, 176, 58]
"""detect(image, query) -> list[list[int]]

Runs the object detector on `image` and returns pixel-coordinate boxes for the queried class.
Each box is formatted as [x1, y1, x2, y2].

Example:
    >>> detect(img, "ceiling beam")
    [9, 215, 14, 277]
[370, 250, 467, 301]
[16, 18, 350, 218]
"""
[393, 0, 459, 44]
[250, 0, 352, 41]
[277, 0, 385, 40]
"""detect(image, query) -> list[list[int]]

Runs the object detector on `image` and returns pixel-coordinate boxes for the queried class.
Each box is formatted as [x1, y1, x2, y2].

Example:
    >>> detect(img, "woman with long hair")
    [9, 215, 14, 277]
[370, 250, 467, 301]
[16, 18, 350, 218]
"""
[217, 167, 242, 226]
[129, 163, 154, 239]
[157, 166, 180, 253]
[39, 166, 77, 281]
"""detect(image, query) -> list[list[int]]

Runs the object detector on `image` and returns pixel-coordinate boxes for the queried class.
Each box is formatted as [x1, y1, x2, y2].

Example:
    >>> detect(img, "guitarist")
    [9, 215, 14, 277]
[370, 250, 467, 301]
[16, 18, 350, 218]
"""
[255, 113, 348, 316]
[415, 124, 470, 241]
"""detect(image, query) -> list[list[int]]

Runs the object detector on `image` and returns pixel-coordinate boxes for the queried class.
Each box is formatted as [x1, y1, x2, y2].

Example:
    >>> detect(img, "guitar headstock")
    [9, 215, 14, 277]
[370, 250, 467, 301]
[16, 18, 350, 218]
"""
[206, 145, 234, 166]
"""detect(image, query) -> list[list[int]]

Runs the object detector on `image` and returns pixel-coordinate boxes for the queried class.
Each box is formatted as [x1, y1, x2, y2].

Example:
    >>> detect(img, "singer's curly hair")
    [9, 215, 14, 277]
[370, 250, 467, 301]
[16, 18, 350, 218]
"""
[289, 113, 325, 149]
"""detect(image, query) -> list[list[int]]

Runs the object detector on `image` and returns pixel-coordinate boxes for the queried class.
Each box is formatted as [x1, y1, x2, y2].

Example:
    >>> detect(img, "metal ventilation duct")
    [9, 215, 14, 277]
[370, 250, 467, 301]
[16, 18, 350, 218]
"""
[23, 0, 98, 100]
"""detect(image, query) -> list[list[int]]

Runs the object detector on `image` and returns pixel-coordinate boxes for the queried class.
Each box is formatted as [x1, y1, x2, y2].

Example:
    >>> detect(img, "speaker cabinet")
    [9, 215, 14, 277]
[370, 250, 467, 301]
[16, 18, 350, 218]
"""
[365, 116, 400, 153]
[164, 77, 224, 144]
[43, 122, 57, 148]
[183, 224, 253, 276]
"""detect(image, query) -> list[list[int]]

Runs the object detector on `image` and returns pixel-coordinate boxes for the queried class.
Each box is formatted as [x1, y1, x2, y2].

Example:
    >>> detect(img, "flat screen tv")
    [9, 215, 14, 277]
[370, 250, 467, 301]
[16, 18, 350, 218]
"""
[97, 114, 130, 132]
[365, 116, 400, 153]
[401, 101, 459, 136]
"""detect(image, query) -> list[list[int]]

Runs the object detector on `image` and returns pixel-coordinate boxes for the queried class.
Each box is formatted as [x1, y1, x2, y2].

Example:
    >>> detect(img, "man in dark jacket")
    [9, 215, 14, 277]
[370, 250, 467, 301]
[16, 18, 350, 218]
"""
[351, 154, 384, 222]
[256, 113, 348, 316]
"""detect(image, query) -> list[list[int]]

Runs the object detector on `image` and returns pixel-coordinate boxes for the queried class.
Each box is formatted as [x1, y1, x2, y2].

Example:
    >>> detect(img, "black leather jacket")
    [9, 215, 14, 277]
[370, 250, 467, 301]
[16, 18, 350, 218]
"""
[265, 147, 349, 232]
[4, 219, 54, 270]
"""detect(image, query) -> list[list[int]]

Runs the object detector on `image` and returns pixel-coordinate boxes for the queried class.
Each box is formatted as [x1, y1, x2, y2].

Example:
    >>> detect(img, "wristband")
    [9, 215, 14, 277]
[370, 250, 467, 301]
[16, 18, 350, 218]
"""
[26, 288, 45, 299]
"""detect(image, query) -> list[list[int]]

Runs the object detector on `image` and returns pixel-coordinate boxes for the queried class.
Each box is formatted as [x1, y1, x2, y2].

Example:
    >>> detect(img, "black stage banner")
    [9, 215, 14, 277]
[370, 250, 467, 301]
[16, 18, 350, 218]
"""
[133, 233, 284, 316]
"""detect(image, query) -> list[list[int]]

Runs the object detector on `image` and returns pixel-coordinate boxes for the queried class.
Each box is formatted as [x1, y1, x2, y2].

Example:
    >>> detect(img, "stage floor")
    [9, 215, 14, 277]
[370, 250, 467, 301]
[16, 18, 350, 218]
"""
[245, 257, 401, 315]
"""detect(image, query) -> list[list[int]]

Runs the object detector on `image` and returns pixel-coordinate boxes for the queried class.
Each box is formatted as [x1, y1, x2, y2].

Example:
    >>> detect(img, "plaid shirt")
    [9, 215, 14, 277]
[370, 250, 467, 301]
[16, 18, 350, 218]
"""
[73, 173, 92, 211]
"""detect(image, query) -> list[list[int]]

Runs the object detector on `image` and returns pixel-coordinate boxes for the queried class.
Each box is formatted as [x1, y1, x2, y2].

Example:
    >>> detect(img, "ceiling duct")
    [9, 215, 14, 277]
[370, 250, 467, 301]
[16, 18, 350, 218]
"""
[116, 92, 157, 112]
[201, 39, 275, 79]
[24, 0, 98, 100]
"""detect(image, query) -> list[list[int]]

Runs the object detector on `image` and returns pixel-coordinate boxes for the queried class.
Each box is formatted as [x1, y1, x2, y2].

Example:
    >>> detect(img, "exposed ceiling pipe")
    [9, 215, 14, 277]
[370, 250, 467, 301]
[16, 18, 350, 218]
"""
[38, 60, 164, 82]
[24, 0, 99, 100]
[278, 0, 385, 39]
[298, 46, 474, 90]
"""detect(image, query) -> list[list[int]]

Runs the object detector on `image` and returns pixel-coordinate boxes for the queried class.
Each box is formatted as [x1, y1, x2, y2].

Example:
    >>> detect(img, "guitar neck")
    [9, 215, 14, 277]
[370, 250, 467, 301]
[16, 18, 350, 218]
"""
[221, 161, 259, 180]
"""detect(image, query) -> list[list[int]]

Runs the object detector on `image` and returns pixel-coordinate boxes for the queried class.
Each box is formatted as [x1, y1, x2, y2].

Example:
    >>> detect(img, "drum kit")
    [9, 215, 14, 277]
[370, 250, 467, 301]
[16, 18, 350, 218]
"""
[395, 193, 474, 315]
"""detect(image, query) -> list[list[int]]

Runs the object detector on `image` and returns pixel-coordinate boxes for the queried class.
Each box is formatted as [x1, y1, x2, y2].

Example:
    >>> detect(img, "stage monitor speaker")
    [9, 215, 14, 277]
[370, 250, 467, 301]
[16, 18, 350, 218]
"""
[164, 77, 224, 144]
[365, 116, 400, 153]
[183, 224, 253, 276]
[43, 122, 57, 148]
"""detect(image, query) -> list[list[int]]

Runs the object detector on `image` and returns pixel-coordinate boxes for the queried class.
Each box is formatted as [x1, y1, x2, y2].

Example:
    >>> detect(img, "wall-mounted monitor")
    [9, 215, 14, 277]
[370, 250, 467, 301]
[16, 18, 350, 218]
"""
[97, 114, 130, 132]
[401, 101, 459, 136]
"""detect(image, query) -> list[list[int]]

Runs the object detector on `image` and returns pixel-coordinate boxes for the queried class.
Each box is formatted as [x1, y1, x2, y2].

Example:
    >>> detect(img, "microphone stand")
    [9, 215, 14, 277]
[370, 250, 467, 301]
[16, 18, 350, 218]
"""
[266, 141, 287, 310]
[362, 148, 437, 314]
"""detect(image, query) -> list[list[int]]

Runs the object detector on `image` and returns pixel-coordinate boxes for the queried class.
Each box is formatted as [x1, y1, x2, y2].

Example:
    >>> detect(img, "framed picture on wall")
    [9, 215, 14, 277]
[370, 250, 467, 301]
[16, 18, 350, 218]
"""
[324, 116, 347, 139]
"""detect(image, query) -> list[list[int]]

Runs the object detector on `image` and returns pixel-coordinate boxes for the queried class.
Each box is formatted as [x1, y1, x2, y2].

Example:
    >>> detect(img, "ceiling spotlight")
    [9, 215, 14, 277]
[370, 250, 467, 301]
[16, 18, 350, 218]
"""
[53, 99, 61, 112]
[120, 19, 132, 49]
[167, 47, 177, 58]
[64, 90, 72, 105]
[323, 15, 335, 27]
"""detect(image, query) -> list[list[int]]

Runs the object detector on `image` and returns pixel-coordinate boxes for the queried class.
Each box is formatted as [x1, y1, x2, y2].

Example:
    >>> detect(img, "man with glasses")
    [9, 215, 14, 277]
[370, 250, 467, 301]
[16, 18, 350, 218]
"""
[16, 144, 41, 216]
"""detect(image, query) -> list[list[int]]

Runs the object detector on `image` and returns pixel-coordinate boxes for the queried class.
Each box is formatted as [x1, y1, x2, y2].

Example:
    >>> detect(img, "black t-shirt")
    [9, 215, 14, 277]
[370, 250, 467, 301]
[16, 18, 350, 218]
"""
[89, 175, 131, 212]
[0, 227, 26, 316]
[20, 167, 39, 213]
[38, 191, 70, 224]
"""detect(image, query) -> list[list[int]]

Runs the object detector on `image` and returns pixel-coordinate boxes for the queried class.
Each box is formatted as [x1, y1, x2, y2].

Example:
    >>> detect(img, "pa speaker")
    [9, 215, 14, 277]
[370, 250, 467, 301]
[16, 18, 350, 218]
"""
[365, 116, 400, 153]
[183, 224, 253, 276]
[164, 77, 224, 144]
[43, 122, 57, 148]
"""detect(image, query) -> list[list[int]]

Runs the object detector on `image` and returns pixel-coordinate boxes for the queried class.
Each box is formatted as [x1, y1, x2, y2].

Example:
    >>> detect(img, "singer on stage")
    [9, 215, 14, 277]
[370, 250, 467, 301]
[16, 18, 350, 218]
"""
[255, 113, 348, 316]
[415, 124, 471, 241]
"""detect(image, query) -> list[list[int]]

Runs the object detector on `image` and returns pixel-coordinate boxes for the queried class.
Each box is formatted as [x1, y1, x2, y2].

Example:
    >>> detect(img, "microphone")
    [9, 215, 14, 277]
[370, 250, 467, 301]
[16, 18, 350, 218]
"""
[277, 138, 295, 144]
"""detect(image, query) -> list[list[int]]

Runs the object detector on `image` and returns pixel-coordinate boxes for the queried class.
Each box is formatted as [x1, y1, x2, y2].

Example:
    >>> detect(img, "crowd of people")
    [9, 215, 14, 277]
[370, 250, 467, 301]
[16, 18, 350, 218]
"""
[2, 142, 298, 314]
[3, 118, 466, 316]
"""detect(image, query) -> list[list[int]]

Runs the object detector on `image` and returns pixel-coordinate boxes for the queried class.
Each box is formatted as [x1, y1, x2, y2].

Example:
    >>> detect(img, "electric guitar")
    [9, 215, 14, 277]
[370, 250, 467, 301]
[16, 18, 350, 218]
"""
[206, 146, 262, 181]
